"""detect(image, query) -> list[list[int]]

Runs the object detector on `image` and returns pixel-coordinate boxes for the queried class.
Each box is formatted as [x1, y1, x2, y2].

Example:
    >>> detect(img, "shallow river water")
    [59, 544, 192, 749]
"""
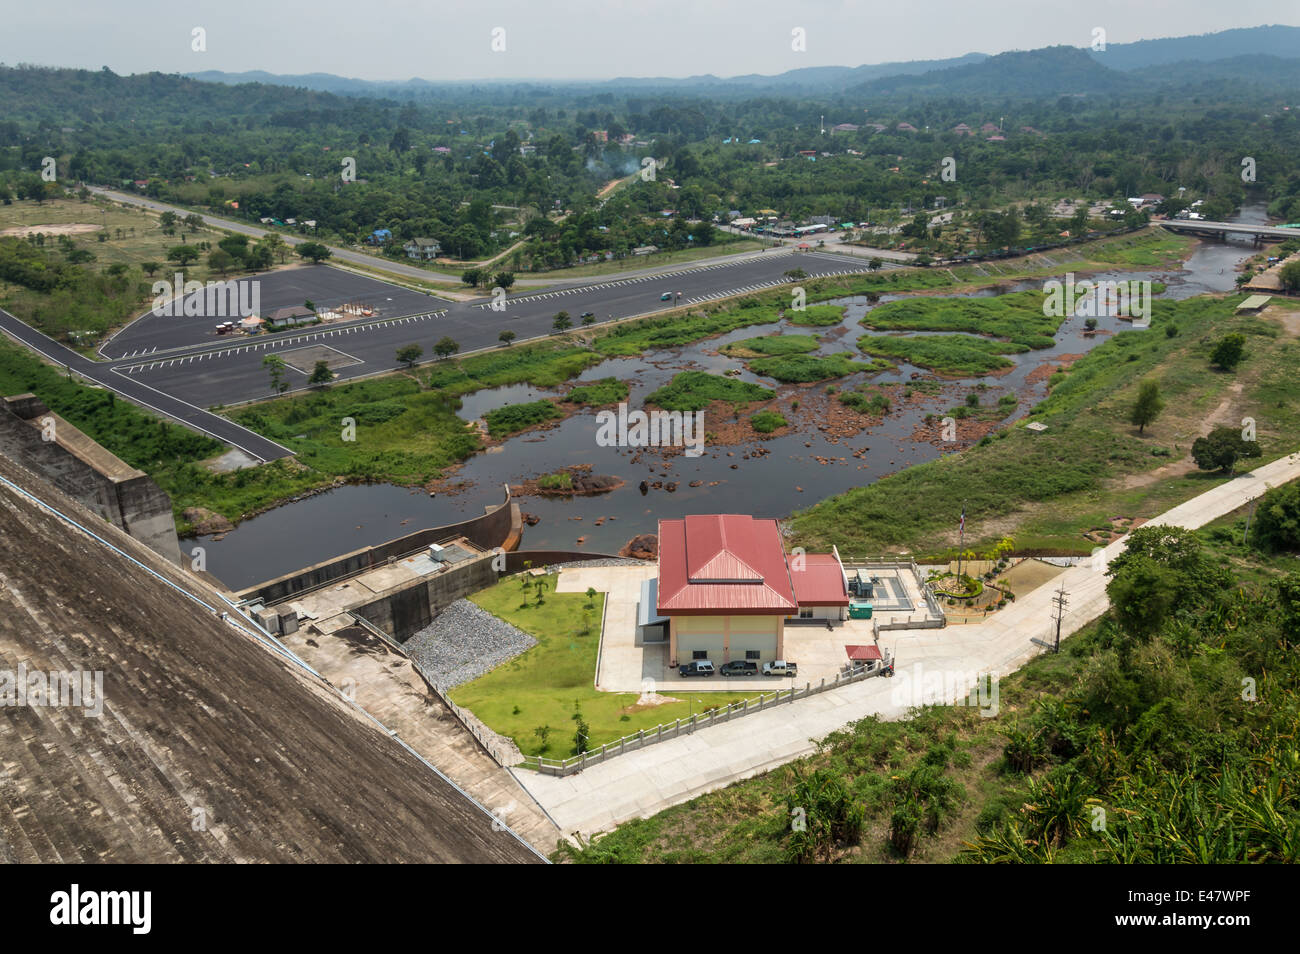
[190, 214, 1269, 589]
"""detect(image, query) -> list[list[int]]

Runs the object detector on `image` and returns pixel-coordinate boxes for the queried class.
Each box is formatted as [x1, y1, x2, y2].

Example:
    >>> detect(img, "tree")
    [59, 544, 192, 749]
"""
[262, 354, 288, 395]
[296, 242, 331, 264]
[784, 267, 807, 280]
[207, 249, 235, 275]
[260, 233, 287, 264]
[140, 261, 161, 277]
[308, 361, 333, 386]
[1107, 557, 1181, 638]
[158, 211, 178, 233]
[582, 313, 596, 325]
[869, 257, 883, 272]
[1130, 380, 1164, 434]
[166, 245, 200, 267]
[1191, 426, 1260, 474]
[492, 271, 515, 290]
[461, 268, 482, 288]
[434, 336, 459, 359]
[396, 343, 423, 368]
[1254, 483, 1300, 552]
[1210, 333, 1246, 371]
[1106, 525, 1226, 637]
[1279, 260, 1300, 293]
[553, 311, 572, 332]
[584, 586, 597, 609]
[183, 213, 204, 231]
[498, 330, 516, 346]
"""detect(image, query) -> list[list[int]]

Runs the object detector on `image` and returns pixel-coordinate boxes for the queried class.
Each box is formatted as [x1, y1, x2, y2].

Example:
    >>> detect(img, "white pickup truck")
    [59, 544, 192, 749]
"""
[762, 660, 798, 677]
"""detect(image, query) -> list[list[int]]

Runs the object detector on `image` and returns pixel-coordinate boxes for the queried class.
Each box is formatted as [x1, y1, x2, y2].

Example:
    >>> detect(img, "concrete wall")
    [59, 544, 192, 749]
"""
[503, 549, 625, 572]
[353, 553, 500, 642]
[0, 394, 182, 564]
[240, 484, 519, 604]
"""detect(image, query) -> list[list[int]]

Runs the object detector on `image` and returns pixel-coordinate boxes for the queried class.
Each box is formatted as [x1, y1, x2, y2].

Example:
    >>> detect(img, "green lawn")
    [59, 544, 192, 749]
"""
[450, 577, 753, 758]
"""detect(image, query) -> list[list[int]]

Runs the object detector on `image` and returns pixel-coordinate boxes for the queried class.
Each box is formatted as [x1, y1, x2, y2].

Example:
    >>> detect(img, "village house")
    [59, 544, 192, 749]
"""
[403, 237, 442, 260]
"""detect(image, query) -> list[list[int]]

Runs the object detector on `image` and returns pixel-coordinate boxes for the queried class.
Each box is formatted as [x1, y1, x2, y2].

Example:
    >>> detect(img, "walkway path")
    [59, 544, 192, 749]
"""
[519, 452, 1300, 837]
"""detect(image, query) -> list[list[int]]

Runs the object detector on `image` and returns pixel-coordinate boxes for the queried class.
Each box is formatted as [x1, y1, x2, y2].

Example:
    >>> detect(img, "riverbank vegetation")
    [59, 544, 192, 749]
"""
[645, 370, 772, 411]
[793, 295, 1300, 559]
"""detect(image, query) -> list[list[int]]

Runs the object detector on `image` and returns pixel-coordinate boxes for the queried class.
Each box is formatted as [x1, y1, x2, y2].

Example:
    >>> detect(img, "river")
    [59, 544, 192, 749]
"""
[188, 211, 1269, 589]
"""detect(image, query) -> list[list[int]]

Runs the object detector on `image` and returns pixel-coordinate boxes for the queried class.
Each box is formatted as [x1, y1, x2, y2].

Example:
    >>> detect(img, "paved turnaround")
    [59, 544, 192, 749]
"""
[518, 452, 1300, 838]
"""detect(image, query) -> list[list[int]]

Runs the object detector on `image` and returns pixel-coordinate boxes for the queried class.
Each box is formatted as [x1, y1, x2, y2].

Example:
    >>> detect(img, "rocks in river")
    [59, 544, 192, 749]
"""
[688, 480, 703, 487]
[639, 480, 649, 494]
[666, 482, 678, 492]
[576, 536, 586, 545]
[521, 512, 541, 526]
[730, 463, 738, 469]
[182, 507, 234, 535]
[620, 533, 659, 561]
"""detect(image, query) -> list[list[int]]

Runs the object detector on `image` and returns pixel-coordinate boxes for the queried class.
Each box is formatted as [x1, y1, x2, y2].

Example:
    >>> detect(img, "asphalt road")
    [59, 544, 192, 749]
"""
[88, 185, 859, 288]
[0, 306, 294, 462]
[107, 247, 882, 407]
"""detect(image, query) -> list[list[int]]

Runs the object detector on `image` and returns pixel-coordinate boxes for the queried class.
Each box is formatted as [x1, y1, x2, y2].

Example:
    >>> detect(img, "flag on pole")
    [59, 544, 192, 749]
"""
[958, 506, 966, 536]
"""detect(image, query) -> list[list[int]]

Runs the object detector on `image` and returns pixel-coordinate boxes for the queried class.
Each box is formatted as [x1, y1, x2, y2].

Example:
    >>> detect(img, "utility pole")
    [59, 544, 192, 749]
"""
[1237, 493, 1258, 545]
[1051, 584, 1069, 653]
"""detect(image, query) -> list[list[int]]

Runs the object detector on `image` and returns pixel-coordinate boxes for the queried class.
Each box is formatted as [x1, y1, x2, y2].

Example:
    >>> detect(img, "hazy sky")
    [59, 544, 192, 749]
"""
[4, 0, 1298, 81]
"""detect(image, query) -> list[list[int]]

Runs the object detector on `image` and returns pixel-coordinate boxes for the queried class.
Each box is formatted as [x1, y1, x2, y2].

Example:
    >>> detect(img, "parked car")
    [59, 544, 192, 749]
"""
[720, 660, 758, 677]
[659, 292, 672, 301]
[678, 660, 716, 677]
[762, 660, 798, 677]
[580, 311, 595, 319]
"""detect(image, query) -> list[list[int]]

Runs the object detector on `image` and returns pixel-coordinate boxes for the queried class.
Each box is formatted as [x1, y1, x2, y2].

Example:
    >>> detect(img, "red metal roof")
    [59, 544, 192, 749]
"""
[846, 644, 882, 661]
[657, 515, 798, 615]
[791, 552, 850, 606]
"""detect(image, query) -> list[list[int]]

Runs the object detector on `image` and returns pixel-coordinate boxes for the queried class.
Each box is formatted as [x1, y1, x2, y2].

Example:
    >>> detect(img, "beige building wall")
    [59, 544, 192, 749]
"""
[670, 613, 783, 665]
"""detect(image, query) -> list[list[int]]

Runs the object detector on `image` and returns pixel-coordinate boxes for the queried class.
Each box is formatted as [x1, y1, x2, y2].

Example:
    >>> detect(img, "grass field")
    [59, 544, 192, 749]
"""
[564, 376, 629, 406]
[0, 197, 231, 347]
[858, 334, 1022, 375]
[863, 290, 1061, 348]
[449, 577, 752, 757]
[722, 333, 820, 357]
[747, 352, 878, 383]
[645, 370, 773, 411]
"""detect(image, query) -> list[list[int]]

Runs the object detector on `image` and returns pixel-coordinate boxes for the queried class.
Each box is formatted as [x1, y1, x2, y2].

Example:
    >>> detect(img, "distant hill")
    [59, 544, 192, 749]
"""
[1086, 24, 1300, 71]
[849, 46, 1138, 100]
[184, 24, 1300, 99]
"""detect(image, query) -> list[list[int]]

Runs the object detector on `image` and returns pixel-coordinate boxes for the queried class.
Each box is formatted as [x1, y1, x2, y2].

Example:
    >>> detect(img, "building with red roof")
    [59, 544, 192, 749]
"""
[655, 515, 848, 667]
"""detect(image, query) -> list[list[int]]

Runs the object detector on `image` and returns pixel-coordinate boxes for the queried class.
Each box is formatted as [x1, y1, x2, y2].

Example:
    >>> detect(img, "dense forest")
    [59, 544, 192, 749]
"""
[2, 41, 1299, 271]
